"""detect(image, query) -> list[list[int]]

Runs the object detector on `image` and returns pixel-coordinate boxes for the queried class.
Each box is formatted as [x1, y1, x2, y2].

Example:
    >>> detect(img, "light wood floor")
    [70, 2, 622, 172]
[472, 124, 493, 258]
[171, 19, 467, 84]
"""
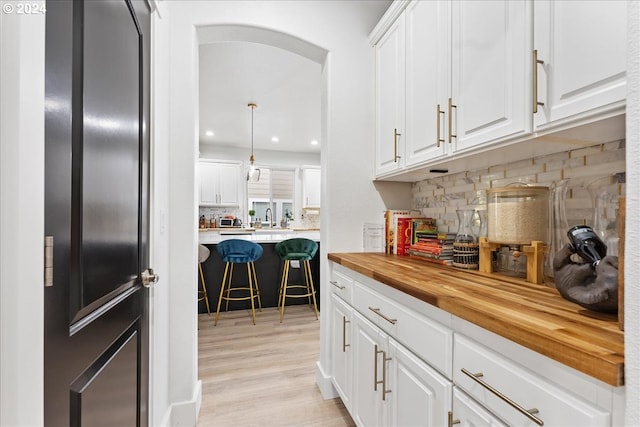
[197, 305, 355, 427]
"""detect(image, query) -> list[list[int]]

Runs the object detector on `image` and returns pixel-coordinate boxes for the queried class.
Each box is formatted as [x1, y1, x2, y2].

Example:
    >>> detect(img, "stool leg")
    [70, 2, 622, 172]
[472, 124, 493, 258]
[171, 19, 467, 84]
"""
[250, 261, 262, 311]
[198, 262, 211, 315]
[225, 263, 235, 312]
[247, 263, 256, 325]
[214, 262, 231, 326]
[277, 260, 286, 310]
[280, 260, 290, 323]
[304, 259, 319, 320]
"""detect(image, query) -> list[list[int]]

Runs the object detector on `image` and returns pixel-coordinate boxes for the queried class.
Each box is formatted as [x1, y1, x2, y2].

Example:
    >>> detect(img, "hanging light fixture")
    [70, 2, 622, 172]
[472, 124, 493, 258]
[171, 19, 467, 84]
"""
[247, 103, 260, 182]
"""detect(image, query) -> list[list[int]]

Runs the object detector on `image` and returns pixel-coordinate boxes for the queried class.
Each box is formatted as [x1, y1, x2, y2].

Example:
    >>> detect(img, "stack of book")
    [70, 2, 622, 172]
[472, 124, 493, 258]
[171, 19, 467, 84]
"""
[408, 231, 457, 265]
[396, 217, 437, 256]
[384, 210, 421, 255]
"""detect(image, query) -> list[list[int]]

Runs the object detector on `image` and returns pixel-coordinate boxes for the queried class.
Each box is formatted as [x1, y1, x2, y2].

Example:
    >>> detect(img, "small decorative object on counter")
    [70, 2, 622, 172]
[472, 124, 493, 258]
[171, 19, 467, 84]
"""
[453, 209, 479, 270]
[553, 226, 618, 313]
[544, 179, 570, 286]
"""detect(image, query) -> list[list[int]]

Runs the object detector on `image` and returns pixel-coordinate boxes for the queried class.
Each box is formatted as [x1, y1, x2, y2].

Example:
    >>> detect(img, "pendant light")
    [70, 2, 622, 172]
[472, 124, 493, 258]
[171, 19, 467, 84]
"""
[247, 103, 260, 182]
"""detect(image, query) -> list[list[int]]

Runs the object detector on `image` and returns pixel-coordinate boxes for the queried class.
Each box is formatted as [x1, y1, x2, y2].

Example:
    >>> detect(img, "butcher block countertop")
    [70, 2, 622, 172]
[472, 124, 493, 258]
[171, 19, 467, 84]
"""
[328, 252, 624, 387]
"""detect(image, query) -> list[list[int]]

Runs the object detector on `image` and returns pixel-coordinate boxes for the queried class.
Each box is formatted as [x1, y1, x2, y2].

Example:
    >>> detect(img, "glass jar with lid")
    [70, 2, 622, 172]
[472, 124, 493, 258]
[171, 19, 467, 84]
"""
[487, 185, 549, 245]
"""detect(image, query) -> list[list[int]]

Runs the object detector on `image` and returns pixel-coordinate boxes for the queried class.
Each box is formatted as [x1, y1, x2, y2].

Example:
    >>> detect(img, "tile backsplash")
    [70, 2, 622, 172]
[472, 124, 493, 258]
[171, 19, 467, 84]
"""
[411, 140, 626, 235]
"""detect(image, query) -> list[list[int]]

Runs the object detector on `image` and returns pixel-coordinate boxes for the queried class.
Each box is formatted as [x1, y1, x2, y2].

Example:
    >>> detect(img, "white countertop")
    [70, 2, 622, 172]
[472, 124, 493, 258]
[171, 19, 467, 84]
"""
[198, 230, 320, 244]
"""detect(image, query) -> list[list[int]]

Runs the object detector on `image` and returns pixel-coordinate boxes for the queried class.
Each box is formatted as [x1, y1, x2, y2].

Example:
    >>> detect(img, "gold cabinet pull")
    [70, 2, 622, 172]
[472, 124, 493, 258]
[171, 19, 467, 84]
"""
[342, 317, 350, 352]
[461, 368, 544, 426]
[330, 280, 345, 290]
[393, 128, 401, 162]
[533, 49, 545, 113]
[447, 411, 461, 427]
[368, 306, 397, 325]
[437, 104, 445, 147]
[448, 98, 457, 143]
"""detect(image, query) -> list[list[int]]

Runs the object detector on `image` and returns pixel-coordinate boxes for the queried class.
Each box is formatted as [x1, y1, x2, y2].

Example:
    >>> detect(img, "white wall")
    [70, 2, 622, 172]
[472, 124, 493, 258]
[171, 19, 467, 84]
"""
[160, 0, 396, 421]
[199, 145, 320, 167]
[625, 1, 639, 424]
[0, 7, 45, 426]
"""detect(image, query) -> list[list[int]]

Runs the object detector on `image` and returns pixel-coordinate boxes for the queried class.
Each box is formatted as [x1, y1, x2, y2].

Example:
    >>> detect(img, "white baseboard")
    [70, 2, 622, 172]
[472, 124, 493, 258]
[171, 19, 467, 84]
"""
[165, 380, 202, 427]
[315, 361, 338, 400]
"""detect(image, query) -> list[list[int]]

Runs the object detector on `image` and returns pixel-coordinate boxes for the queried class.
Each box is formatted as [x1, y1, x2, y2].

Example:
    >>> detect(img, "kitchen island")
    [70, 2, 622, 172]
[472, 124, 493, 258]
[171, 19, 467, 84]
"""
[198, 230, 320, 315]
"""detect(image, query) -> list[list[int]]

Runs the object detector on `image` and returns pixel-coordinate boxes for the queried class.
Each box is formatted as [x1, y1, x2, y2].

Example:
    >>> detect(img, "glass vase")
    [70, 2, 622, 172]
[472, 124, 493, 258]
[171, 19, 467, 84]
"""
[543, 179, 569, 286]
[453, 209, 479, 270]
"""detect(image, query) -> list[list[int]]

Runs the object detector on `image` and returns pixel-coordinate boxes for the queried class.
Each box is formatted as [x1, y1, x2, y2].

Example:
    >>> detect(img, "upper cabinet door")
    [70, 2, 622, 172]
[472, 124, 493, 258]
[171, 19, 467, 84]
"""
[302, 168, 321, 208]
[375, 13, 406, 176]
[404, 0, 450, 167]
[451, 0, 532, 152]
[217, 163, 241, 206]
[533, 0, 626, 130]
[199, 162, 220, 205]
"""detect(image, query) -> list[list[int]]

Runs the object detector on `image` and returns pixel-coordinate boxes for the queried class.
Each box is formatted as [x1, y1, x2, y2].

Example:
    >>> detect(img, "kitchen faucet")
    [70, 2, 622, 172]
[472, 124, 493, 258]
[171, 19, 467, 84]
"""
[265, 207, 273, 228]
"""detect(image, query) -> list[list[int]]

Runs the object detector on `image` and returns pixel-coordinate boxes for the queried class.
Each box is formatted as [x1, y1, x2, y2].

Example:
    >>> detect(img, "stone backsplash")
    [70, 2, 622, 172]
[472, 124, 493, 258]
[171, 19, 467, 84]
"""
[411, 140, 626, 236]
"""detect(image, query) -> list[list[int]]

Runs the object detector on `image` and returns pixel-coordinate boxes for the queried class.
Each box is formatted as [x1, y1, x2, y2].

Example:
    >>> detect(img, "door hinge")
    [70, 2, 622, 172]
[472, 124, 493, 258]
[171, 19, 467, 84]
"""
[44, 236, 53, 287]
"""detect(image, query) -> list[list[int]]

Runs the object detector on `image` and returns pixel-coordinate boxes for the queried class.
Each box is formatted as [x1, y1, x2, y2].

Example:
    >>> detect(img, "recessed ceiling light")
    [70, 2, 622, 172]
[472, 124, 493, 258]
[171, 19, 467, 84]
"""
[311, 140, 319, 145]
[271, 136, 279, 142]
[205, 130, 214, 137]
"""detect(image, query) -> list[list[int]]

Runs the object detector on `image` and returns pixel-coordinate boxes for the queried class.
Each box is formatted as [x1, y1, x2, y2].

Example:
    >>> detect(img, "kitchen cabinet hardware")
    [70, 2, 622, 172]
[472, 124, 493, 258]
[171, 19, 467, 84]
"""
[373, 345, 392, 400]
[374, 344, 382, 391]
[447, 411, 460, 427]
[533, 49, 545, 113]
[393, 128, 401, 162]
[461, 368, 544, 426]
[368, 306, 398, 325]
[437, 104, 445, 147]
[141, 268, 160, 288]
[342, 317, 350, 352]
[330, 280, 345, 290]
[447, 98, 456, 143]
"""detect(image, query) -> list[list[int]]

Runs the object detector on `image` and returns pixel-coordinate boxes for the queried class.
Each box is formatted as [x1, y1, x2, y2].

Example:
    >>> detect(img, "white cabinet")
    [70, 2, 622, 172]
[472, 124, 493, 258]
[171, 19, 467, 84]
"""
[302, 168, 321, 208]
[450, 0, 531, 152]
[453, 334, 611, 426]
[198, 161, 241, 207]
[373, 0, 532, 178]
[330, 294, 353, 412]
[450, 387, 508, 427]
[533, 0, 627, 130]
[374, 13, 406, 176]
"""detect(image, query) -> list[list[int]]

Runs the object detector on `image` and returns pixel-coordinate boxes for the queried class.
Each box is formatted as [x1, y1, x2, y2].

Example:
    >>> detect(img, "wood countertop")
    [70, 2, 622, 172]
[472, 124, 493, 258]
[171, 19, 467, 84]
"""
[328, 252, 624, 387]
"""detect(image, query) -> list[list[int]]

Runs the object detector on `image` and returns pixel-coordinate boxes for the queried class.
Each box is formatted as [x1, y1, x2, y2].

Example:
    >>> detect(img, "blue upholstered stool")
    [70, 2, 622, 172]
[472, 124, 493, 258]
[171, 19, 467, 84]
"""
[275, 238, 319, 322]
[214, 239, 263, 325]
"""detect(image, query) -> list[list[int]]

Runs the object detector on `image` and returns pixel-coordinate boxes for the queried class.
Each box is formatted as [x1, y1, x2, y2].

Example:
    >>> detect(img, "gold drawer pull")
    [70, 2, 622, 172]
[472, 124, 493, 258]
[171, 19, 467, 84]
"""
[461, 368, 544, 426]
[448, 98, 457, 143]
[437, 104, 445, 147]
[533, 49, 545, 114]
[329, 280, 345, 290]
[393, 128, 401, 162]
[368, 306, 397, 325]
[447, 411, 460, 427]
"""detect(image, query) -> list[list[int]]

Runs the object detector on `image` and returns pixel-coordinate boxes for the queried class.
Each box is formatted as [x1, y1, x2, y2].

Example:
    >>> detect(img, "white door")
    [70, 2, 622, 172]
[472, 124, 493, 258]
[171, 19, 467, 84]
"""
[533, 0, 626, 129]
[199, 162, 220, 205]
[353, 311, 388, 426]
[330, 294, 353, 411]
[218, 163, 240, 206]
[302, 168, 321, 208]
[451, 0, 531, 152]
[405, 0, 450, 166]
[375, 13, 406, 176]
[388, 338, 453, 427]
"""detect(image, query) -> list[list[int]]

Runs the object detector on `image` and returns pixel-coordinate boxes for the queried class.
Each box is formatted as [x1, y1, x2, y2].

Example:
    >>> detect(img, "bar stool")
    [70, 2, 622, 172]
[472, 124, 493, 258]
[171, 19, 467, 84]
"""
[275, 238, 319, 322]
[197, 245, 211, 315]
[214, 239, 263, 325]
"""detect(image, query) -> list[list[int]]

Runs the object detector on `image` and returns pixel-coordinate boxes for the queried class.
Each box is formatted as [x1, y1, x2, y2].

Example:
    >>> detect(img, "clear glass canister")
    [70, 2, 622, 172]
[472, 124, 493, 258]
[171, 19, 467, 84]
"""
[487, 186, 549, 245]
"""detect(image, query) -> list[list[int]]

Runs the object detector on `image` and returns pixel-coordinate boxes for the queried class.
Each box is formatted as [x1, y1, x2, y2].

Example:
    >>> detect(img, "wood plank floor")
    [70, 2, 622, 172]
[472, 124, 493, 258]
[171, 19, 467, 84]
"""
[197, 305, 355, 427]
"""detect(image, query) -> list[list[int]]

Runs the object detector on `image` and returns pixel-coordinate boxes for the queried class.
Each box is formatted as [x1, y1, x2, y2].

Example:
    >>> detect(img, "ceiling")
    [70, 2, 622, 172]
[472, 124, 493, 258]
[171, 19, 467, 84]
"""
[198, 41, 322, 154]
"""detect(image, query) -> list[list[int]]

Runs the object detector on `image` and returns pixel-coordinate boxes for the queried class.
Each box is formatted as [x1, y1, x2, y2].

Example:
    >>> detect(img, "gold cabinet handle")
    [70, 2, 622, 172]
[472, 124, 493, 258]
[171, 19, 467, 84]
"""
[447, 411, 461, 427]
[533, 49, 545, 113]
[448, 98, 457, 143]
[342, 317, 350, 352]
[437, 104, 445, 147]
[393, 128, 401, 162]
[461, 368, 544, 426]
[330, 280, 345, 290]
[368, 306, 397, 325]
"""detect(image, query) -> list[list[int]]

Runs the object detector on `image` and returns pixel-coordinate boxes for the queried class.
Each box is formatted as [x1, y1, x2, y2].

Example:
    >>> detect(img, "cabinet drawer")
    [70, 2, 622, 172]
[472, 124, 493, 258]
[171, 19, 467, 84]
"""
[354, 281, 453, 378]
[329, 265, 354, 304]
[453, 335, 610, 426]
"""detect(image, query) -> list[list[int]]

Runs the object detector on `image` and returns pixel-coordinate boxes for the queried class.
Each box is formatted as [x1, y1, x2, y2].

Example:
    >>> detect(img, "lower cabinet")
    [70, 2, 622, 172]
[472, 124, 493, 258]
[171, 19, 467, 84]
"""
[327, 262, 620, 427]
[351, 309, 452, 427]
